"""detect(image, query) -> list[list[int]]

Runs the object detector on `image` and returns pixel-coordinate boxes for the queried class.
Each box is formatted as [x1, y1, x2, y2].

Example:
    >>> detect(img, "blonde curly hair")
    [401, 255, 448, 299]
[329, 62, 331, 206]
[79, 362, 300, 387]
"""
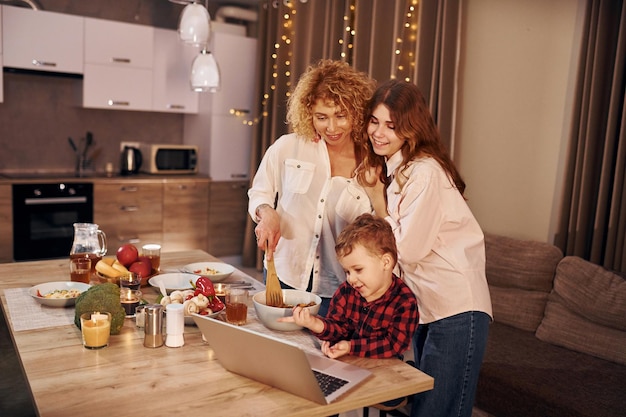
[286, 59, 375, 142]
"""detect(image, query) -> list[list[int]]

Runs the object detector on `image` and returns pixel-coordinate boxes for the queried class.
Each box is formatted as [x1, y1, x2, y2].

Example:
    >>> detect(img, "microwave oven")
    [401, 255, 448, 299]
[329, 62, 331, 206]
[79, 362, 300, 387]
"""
[139, 144, 199, 174]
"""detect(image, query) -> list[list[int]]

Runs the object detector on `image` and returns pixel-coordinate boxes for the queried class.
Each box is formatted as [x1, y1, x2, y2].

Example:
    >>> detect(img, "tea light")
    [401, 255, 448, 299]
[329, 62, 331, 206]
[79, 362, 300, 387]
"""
[80, 312, 111, 349]
[120, 288, 141, 317]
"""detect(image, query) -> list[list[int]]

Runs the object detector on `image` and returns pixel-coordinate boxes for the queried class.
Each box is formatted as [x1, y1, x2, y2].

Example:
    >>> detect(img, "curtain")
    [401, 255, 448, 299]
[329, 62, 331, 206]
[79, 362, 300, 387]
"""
[242, 0, 462, 268]
[554, 0, 626, 272]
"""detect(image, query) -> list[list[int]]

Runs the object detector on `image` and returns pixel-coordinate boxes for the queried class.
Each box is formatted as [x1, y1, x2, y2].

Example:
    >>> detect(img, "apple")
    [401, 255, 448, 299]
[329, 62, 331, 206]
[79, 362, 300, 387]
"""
[137, 255, 152, 268]
[116, 244, 139, 267]
[129, 260, 152, 278]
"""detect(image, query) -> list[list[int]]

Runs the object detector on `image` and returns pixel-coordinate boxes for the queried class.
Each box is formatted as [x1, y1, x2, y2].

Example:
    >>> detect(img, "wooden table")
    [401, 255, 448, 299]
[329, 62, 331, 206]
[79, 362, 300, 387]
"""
[0, 250, 433, 417]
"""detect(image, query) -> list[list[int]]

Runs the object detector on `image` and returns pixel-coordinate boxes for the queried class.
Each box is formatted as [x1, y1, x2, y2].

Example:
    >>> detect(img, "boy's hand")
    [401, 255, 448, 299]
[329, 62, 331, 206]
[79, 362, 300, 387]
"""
[277, 305, 324, 333]
[321, 340, 350, 359]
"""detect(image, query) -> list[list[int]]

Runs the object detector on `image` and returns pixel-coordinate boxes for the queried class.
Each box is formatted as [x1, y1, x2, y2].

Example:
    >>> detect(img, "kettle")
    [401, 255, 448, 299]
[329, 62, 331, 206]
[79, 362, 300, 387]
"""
[120, 146, 142, 175]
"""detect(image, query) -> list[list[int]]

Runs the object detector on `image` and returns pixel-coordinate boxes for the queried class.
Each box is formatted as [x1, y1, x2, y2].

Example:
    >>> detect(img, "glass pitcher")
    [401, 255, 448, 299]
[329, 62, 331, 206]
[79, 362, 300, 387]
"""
[70, 223, 107, 277]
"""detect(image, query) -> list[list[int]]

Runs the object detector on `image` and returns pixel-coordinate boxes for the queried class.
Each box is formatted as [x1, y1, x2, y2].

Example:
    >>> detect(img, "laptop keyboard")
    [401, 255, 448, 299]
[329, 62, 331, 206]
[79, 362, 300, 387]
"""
[313, 370, 349, 397]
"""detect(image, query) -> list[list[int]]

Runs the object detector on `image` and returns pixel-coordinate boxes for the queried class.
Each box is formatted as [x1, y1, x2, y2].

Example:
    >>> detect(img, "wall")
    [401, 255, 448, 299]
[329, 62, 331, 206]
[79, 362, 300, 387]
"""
[455, 0, 585, 242]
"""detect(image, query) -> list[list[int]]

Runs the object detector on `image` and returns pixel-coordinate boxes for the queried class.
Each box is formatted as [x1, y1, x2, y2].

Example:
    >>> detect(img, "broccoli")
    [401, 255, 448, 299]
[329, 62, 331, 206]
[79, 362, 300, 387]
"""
[74, 283, 126, 334]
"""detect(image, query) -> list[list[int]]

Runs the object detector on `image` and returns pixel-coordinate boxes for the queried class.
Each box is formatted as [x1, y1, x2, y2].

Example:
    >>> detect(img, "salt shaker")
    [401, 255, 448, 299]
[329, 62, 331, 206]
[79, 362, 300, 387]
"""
[144, 304, 164, 348]
[135, 305, 146, 328]
[165, 304, 185, 348]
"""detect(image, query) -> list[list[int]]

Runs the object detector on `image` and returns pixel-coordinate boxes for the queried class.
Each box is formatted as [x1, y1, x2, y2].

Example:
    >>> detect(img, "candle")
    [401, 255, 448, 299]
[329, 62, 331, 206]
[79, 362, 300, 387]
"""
[80, 312, 111, 349]
[120, 288, 141, 317]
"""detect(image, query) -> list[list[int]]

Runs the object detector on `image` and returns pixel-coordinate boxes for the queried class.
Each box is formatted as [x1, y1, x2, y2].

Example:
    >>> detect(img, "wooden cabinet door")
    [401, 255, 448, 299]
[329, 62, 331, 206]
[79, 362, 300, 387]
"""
[208, 181, 249, 257]
[2, 6, 84, 74]
[162, 179, 209, 252]
[93, 182, 163, 251]
[0, 184, 12, 263]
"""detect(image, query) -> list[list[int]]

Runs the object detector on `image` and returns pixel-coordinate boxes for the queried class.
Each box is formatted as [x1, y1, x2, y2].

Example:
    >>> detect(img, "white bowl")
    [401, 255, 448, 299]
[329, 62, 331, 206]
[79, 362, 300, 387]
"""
[148, 273, 195, 294]
[181, 262, 235, 282]
[253, 289, 321, 331]
[29, 281, 91, 308]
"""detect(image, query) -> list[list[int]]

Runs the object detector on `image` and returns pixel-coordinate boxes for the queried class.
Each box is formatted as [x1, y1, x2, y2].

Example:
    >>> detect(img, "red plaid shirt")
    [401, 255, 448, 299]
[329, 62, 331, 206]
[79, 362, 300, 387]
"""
[313, 274, 419, 358]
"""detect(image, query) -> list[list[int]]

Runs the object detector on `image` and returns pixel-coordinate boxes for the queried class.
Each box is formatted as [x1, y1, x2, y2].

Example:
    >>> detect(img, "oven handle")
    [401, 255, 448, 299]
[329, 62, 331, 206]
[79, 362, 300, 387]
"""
[25, 196, 88, 205]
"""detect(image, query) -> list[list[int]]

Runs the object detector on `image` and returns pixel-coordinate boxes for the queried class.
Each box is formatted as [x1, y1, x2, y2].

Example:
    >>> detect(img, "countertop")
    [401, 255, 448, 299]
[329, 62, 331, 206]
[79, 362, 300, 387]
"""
[0, 171, 212, 184]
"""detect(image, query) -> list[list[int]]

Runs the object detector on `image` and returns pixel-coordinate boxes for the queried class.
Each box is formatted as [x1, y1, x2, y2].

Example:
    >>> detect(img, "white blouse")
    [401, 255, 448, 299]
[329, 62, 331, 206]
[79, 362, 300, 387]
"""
[384, 151, 493, 324]
[248, 133, 371, 298]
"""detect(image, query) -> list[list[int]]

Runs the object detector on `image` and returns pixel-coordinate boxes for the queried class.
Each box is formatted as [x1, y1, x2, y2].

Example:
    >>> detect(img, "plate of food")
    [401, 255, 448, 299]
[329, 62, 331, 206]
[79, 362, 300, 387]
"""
[181, 262, 235, 282]
[159, 287, 226, 325]
[29, 281, 91, 307]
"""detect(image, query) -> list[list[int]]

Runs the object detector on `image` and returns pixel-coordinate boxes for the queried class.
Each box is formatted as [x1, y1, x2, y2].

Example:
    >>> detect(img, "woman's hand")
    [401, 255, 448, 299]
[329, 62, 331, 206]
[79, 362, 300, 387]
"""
[320, 340, 350, 359]
[363, 166, 388, 217]
[254, 205, 281, 256]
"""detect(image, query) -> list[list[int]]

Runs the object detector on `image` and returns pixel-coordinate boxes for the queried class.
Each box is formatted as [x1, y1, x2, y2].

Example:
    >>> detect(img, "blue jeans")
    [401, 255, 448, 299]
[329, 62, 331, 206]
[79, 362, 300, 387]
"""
[411, 311, 490, 417]
[262, 269, 331, 317]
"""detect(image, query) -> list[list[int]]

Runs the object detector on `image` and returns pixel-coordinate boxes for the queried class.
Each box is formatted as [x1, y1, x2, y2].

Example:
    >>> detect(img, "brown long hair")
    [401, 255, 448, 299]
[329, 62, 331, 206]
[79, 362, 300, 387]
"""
[356, 79, 466, 196]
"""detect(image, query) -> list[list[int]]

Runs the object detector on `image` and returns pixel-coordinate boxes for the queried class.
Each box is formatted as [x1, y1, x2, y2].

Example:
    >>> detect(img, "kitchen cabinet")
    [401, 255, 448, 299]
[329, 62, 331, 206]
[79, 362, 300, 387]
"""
[0, 184, 12, 263]
[94, 182, 163, 251]
[184, 25, 257, 181]
[152, 28, 199, 114]
[207, 180, 249, 257]
[83, 18, 154, 111]
[162, 179, 209, 252]
[2, 5, 84, 74]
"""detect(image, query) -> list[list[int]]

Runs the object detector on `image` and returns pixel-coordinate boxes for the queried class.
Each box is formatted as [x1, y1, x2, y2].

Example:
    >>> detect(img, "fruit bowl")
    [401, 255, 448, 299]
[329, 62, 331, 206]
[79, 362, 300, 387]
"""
[253, 289, 321, 331]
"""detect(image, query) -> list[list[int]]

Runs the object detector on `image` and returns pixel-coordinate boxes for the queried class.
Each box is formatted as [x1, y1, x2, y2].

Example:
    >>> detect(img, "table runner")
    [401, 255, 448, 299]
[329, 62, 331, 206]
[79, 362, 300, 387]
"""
[4, 287, 76, 331]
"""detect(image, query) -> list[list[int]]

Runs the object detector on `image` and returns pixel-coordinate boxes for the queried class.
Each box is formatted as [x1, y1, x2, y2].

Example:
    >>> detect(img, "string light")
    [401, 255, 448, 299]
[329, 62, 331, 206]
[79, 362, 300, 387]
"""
[232, 0, 420, 125]
[395, 0, 420, 82]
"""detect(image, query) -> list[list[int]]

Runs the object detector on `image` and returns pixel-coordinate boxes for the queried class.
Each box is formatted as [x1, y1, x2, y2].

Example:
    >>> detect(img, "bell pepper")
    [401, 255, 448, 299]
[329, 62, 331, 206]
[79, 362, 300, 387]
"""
[193, 276, 216, 298]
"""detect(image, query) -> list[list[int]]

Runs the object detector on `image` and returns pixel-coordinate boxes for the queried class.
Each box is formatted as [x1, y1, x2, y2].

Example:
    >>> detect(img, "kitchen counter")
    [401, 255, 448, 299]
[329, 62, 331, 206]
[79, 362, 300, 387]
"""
[0, 171, 211, 184]
[0, 250, 434, 417]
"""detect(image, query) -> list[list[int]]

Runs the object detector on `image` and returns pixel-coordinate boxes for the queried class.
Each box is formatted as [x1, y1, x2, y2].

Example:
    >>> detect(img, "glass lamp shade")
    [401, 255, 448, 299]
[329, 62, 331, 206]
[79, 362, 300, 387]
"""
[178, 2, 211, 46]
[191, 50, 221, 92]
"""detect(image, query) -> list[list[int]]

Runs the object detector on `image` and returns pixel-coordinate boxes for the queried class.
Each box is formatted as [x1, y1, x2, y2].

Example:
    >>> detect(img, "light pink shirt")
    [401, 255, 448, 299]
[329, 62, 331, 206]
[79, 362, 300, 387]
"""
[384, 152, 493, 324]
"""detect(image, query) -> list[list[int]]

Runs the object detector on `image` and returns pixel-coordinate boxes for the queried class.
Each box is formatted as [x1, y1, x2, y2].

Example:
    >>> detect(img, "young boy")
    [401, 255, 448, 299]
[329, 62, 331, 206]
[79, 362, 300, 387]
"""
[279, 213, 419, 359]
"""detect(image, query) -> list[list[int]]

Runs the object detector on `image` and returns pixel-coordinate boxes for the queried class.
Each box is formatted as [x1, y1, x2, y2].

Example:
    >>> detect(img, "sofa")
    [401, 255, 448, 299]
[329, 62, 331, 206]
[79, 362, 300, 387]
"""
[475, 233, 626, 417]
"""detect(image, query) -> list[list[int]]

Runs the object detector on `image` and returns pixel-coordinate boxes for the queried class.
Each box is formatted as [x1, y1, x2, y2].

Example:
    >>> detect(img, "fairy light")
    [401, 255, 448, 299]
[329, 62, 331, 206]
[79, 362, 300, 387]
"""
[395, 0, 420, 82]
[234, 0, 421, 125]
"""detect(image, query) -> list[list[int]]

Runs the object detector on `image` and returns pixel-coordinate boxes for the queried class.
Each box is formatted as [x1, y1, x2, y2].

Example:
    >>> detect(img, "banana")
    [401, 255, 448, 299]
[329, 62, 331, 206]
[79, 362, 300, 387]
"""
[112, 260, 129, 274]
[95, 258, 122, 278]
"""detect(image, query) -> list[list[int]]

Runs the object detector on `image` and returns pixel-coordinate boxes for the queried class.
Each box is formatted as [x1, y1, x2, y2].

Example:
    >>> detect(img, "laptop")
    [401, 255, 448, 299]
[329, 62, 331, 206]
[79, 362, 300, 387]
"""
[193, 314, 372, 404]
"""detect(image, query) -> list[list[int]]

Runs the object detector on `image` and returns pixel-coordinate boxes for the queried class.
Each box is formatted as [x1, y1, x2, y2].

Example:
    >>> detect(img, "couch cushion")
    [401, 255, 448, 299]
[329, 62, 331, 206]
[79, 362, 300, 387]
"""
[484, 233, 563, 291]
[488, 286, 549, 332]
[535, 256, 626, 365]
[476, 322, 626, 417]
[484, 233, 563, 331]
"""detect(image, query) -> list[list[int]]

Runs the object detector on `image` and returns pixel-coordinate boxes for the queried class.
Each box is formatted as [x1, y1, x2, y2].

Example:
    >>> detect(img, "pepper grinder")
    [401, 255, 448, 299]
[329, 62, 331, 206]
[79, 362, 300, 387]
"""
[144, 304, 164, 348]
[165, 304, 185, 348]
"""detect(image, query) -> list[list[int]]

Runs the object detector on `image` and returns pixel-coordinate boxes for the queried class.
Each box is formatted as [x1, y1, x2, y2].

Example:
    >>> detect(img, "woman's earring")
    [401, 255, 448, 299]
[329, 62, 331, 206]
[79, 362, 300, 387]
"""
[313, 132, 321, 143]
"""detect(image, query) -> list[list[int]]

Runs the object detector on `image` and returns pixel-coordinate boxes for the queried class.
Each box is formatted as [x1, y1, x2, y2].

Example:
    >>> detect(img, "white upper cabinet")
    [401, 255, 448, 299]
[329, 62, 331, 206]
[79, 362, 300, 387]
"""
[2, 6, 84, 74]
[152, 28, 199, 114]
[83, 18, 154, 111]
[210, 30, 257, 115]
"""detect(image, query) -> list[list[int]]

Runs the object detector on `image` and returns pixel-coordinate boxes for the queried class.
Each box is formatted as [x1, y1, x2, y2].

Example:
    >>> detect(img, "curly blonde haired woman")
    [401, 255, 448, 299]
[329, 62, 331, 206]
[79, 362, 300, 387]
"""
[248, 59, 375, 316]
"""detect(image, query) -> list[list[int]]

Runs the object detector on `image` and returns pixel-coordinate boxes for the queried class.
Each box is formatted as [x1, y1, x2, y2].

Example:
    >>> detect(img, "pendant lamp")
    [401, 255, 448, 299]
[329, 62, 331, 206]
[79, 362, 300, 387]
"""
[178, 1, 211, 46]
[191, 49, 221, 92]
